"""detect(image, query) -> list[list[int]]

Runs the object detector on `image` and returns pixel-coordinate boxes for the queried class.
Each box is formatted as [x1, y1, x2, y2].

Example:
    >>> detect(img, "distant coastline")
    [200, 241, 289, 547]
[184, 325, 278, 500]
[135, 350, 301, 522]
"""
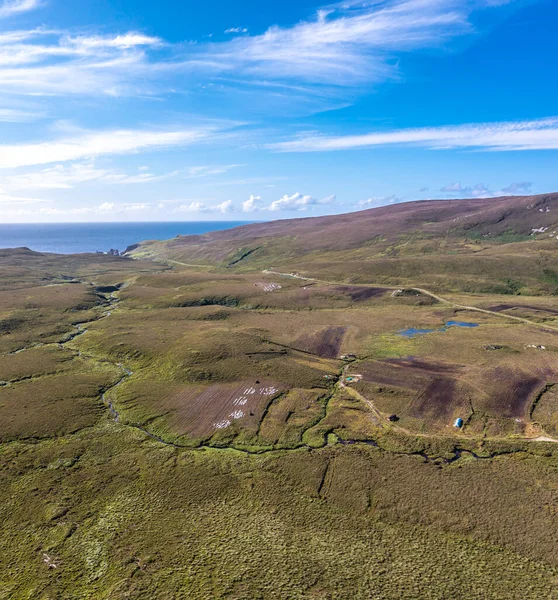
[0, 221, 257, 255]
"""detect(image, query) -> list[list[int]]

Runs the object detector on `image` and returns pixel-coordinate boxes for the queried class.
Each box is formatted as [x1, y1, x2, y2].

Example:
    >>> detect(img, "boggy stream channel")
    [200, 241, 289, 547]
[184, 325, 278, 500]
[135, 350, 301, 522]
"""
[8, 286, 542, 465]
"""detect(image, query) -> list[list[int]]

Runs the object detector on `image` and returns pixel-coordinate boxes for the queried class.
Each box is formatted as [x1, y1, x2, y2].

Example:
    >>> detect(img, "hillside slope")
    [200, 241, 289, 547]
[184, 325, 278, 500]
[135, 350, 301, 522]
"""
[131, 193, 558, 294]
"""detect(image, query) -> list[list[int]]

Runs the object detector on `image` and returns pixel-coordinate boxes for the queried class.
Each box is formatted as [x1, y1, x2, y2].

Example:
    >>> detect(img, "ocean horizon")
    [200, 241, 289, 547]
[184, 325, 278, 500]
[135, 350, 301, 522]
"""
[0, 221, 257, 255]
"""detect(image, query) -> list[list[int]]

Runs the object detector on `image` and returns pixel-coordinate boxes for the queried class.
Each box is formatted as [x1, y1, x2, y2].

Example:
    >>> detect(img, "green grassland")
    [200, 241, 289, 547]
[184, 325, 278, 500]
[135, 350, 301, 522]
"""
[2, 197, 558, 599]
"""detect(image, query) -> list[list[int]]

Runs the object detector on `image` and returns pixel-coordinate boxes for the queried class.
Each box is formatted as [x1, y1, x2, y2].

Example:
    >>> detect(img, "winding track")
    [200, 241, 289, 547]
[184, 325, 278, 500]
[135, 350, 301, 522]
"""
[262, 269, 558, 443]
[412, 287, 558, 332]
[11, 267, 553, 453]
[264, 269, 558, 333]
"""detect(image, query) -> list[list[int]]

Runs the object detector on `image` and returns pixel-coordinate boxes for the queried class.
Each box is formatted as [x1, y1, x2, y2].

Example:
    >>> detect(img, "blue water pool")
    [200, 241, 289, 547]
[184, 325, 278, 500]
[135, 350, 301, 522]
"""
[399, 328, 439, 338]
[446, 321, 479, 328]
[399, 321, 479, 338]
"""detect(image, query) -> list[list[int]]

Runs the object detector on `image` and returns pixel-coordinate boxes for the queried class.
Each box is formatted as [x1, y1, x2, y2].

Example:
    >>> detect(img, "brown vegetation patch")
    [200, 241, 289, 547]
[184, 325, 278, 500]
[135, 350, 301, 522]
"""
[359, 360, 446, 390]
[357, 359, 469, 425]
[487, 304, 558, 316]
[293, 327, 347, 358]
[163, 381, 283, 438]
[384, 357, 462, 374]
[335, 286, 389, 301]
[410, 378, 457, 420]
[483, 368, 547, 419]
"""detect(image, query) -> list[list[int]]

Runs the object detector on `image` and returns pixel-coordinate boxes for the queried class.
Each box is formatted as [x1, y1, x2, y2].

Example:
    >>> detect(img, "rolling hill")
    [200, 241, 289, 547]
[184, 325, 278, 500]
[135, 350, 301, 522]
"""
[130, 193, 558, 294]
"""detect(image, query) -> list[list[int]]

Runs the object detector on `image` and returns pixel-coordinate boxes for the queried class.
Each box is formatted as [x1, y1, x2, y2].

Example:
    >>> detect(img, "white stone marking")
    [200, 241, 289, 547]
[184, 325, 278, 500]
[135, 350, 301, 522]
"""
[261, 387, 278, 396]
[263, 283, 282, 292]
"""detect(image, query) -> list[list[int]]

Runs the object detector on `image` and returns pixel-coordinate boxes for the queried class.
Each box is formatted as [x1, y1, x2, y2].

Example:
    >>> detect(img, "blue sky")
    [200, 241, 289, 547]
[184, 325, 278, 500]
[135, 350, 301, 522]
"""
[0, 0, 557, 222]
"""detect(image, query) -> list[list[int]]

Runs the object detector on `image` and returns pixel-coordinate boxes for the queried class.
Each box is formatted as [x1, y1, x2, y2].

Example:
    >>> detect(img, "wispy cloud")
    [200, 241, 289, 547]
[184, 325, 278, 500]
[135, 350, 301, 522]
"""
[0, 191, 46, 204]
[355, 195, 404, 208]
[0, 107, 42, 121]
[224, 27, 248, 35]
[191, 0, 507, 87]
[176, 199, 234, 214]
[0, 127, 215, 169]
[96, 201, 149, 213]
[1, 162, 185, 189]
[183, 164, 241, 179]
[501, 181, 533, 194]
[439, 180, 534, 198]
[0, 29, 168, 97]
[270, 118, 558, 152]
[6, 201, 152, 218]
[0, 0, 521, 108]
[0, 0, 41, 19]
[440, 182, 492, 197]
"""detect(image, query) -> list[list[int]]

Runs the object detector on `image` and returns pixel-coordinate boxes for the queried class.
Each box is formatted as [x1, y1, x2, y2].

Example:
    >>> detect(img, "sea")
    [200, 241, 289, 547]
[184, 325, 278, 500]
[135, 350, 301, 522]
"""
[0, 222, 255, 255]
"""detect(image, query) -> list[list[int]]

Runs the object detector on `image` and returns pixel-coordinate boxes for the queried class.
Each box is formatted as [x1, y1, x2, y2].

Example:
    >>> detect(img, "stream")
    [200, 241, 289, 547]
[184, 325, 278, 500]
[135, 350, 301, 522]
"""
[4, 282, 553, 463]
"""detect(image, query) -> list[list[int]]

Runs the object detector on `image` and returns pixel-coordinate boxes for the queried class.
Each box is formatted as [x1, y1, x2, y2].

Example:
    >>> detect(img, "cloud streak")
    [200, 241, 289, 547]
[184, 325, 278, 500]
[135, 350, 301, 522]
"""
[189, 0, 511, 87]
[439, 180, 534, 198]
[270, 118, 558, 152]
[0, 0, 41, 19]
[0, 29, 169, 97]
[0, 127, 215, 169]
[0, 0, 523, 105]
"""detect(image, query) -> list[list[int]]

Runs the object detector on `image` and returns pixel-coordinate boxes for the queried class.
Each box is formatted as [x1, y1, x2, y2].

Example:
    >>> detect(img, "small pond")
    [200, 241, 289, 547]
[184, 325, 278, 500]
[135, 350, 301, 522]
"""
[399, 321, 479, 338]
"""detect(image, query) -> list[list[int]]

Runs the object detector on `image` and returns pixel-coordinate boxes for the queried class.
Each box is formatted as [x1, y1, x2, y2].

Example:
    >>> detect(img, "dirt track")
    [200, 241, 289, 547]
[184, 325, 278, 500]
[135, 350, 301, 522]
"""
[263, 269, 558, 333]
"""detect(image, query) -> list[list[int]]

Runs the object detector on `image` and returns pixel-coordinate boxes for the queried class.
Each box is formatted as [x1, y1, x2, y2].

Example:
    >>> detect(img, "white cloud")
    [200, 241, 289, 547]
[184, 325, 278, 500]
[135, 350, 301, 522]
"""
[216, 199, 234, 213]
[0, 0, 41, 18]
[66, 33, 163, 50]
[242, 194, 263, 212]
[0, 191, 45, 204]
[268, 192, 336, 211]
[42, 201, 150, 215]
[501, 181, 533, 195]
[271, 118, 558, 152]
[178, 201, 207, 213]
[0, 29, 170, 97]
[173, 192, 335, 214]
[193, 0, 506, 87]
[0, 107, 42, 121]
[439, 181, 535, 198]
[174, 198, 237, 214]
[356, 195, 403, 208]
[0, 127, 214, 169]
[440, 182, 492, 198]
[95, 201, 148, 212]
[0, 162, 187, 190]
[184, 164, 240, 179]
[176, 201, 220, 213]
[0, 0, 521, 105]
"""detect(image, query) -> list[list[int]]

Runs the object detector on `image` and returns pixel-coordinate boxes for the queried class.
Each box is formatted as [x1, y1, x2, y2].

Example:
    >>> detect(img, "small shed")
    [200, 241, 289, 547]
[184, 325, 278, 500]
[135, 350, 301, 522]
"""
[454, 418, 464, 429]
